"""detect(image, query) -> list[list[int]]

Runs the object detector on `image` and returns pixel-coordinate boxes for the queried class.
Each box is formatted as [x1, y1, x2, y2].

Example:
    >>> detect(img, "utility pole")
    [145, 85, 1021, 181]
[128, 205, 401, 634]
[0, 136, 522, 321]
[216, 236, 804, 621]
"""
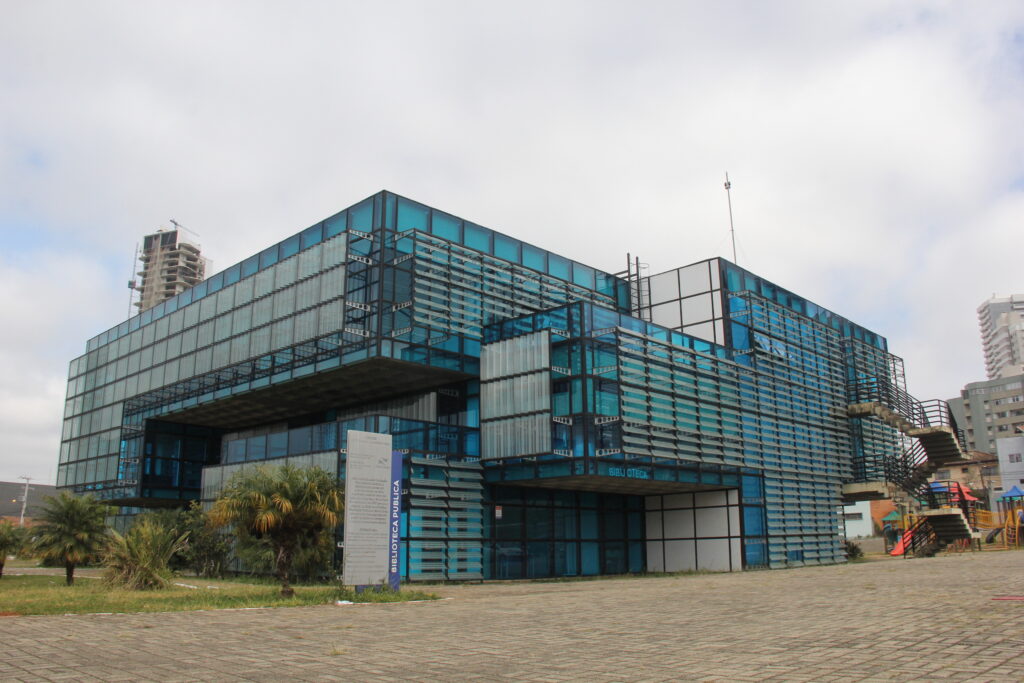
[17, 476, 31, 527]
[724, 173, 738, 265]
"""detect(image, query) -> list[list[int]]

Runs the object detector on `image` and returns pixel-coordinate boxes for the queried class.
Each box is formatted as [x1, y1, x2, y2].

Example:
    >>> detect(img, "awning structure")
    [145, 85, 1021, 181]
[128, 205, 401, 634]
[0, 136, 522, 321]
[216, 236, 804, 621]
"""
[928, 481, 978, 501]
[1000, 485, 1024, 499]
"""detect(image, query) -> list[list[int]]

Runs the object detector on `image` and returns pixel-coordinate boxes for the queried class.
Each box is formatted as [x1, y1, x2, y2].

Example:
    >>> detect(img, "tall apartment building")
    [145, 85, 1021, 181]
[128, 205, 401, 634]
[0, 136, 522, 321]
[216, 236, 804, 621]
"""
[949, 374, 1024, 454]
[134, 228, 207, 312]
[948, 294, 1024, 456]
[58, 191, 963, 579]
[978, 294, 1024, 379]
[995, 435, 1024, 492]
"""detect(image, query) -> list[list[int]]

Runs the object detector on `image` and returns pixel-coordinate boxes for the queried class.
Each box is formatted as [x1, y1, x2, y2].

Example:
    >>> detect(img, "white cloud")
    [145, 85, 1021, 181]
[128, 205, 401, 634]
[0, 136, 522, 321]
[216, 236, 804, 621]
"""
[0, 251, 123, 482]
[1, 1, 1023, 480]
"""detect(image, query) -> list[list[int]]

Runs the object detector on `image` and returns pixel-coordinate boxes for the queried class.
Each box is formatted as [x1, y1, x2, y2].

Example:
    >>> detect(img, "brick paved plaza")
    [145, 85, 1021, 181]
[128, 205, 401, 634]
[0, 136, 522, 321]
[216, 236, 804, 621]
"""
[1, 552, 1022, 682]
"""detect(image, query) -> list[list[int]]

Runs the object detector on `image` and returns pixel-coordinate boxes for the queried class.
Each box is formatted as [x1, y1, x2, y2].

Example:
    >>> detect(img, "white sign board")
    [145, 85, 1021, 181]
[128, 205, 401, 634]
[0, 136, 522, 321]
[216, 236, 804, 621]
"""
[343, 430, 396, 586]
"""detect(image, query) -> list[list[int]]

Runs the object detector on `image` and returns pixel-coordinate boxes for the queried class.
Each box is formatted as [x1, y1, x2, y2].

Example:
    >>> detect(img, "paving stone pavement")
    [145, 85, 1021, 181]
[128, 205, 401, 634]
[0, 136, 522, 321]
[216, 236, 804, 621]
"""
[1, 552, 1022, 682]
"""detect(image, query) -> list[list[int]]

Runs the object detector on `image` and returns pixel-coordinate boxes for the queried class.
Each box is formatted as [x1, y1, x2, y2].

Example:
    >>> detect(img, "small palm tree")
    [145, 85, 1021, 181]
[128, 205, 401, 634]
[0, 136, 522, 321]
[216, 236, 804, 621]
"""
[209, 464, 343, 597]
[104, 515, 189, 590]
[0, 519, 27, 579]
[31, 491, 110, 585]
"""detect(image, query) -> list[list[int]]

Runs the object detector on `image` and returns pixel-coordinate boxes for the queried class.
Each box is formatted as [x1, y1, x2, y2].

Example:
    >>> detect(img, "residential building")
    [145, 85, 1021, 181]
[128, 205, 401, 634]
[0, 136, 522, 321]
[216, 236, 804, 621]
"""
[977, 294, 1024, 380]
[842, 501, 874, 537]
[133, 227, 207, 313]
[948, 373, 1024, 454]
[57, 191, 960, 579]
[929, 451, 1000, 511]
[996, 435, 1024, 493]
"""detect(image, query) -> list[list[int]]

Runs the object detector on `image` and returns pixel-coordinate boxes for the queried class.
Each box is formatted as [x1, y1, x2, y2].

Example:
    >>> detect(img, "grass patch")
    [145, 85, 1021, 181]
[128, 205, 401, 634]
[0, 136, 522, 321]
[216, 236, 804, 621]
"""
[0, 575, 437, 615]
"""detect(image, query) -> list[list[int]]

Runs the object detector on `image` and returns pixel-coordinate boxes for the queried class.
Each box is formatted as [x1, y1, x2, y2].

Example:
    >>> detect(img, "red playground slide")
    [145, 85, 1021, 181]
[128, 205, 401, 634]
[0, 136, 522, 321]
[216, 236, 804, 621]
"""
[889, 529, 913, 556]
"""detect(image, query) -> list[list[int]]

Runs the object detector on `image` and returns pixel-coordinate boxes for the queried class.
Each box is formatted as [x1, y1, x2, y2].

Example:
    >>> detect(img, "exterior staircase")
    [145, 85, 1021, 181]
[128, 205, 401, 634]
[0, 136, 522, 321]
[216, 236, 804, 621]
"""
[890, 504, 978, 558]
[917, 508, 974, 547]
[842, 377, 969, 503]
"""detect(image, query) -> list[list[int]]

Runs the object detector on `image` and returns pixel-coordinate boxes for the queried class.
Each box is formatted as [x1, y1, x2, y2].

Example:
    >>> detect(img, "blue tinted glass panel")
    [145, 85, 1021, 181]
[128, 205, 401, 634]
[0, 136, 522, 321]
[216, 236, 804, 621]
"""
[246, 435, 266, 461]
[548, 254, 570, 280]
[464, 223, 491, 253]
[493, 234, 520, 263]
[595, 273, 617, 297]
[572, 263, 595, 290]
[191, 280, 208, 300]
[731, 323, 750, 350]
[350, 198, 373, 232]
[280, 235, 300, 259]
[178, 287, 193, 306]
[224, 264, 241, 286]
[241, 255, 259, 278]
[580, 542, 600, 575]
[300, 223, 323, 249]
[226, 440, 245, 464]
[724, 265, 742, 291]
[259, 245, 279, 269]
[396, 198, 430, 232]
[432, 212, 461, 242]
[268, 432, 288, 459]
[522, 243, 546, 272]
[207, 272, 223, 294]
[384, 193, 396, 229]
[324, 211, 347, 238]
[743, 506, 766, 536]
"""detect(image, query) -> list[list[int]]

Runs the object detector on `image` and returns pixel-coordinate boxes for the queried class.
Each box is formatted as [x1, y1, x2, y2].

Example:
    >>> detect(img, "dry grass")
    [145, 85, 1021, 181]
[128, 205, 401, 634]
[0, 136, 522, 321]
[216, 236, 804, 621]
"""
[0, 574, 436, 615]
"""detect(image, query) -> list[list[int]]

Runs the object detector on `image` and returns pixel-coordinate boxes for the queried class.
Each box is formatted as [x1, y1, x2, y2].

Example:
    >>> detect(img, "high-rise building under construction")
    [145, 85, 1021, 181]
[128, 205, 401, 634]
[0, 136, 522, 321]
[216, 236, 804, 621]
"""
[133, 227, 207, 312]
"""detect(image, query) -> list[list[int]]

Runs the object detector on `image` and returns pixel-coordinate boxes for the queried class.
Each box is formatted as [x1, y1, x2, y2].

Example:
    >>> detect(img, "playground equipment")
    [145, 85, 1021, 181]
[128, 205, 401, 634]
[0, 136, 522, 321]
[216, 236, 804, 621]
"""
[999, 485, 1024, 550]
[890, 481, 979, 557]
[890, 481, 1024, 556]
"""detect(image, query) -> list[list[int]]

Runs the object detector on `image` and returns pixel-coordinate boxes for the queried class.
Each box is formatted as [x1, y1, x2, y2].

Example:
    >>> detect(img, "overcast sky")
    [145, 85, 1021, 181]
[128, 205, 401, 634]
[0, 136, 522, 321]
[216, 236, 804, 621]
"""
[2, 1, 1022, 484]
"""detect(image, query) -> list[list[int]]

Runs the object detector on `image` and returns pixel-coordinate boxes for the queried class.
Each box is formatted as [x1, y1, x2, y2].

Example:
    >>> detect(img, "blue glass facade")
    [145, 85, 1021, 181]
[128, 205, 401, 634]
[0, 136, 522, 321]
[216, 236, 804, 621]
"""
[60, 190, 917, 578]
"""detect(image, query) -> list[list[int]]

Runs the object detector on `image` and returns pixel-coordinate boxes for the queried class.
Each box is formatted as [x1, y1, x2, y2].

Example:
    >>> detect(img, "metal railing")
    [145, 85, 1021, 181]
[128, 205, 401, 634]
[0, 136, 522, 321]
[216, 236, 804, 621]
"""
[847, 377, 965, 444]
[883, 441, 928, 489]
[847, 376, 925, 426]
[904, 517, 938, 558]
[915, 480, 976, 523]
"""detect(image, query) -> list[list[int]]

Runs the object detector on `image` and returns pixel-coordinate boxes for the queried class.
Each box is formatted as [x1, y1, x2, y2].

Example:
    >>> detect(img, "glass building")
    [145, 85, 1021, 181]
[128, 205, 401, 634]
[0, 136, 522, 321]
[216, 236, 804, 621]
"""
[59, 190, 939, 579]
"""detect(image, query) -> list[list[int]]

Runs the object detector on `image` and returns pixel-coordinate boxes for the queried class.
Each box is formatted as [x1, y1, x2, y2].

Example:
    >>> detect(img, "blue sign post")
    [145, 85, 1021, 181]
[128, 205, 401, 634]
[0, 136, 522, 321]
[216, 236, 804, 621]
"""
[388, 452, 403, 591]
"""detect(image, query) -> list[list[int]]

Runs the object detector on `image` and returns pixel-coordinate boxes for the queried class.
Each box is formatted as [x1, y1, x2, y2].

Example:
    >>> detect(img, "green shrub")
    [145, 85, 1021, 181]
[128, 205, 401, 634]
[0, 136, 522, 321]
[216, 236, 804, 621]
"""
[0, 520, 27, 579]
[844, 539, 864, 560]
[104, 516, 189, 590]
[180, 502, 231, 578]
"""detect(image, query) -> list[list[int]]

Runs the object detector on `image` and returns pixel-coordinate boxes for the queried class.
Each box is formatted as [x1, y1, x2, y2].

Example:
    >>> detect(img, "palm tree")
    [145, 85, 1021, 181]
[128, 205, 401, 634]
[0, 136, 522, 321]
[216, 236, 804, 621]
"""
[31, 491, 110, 585]
[209, 464, 343, 597]
[0, 519, 26, 579]
[104, 514, 189, 590]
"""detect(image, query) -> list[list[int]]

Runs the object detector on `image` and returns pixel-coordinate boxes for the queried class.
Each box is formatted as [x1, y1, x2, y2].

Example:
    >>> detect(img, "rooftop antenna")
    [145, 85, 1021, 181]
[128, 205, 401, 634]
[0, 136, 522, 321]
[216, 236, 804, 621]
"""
[724, 172, 738, 265]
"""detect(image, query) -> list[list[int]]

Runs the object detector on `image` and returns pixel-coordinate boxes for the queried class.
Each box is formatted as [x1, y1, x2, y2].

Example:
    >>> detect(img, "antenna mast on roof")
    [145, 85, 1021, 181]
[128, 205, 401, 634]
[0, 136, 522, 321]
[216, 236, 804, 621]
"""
[724, 173, 738, 265]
